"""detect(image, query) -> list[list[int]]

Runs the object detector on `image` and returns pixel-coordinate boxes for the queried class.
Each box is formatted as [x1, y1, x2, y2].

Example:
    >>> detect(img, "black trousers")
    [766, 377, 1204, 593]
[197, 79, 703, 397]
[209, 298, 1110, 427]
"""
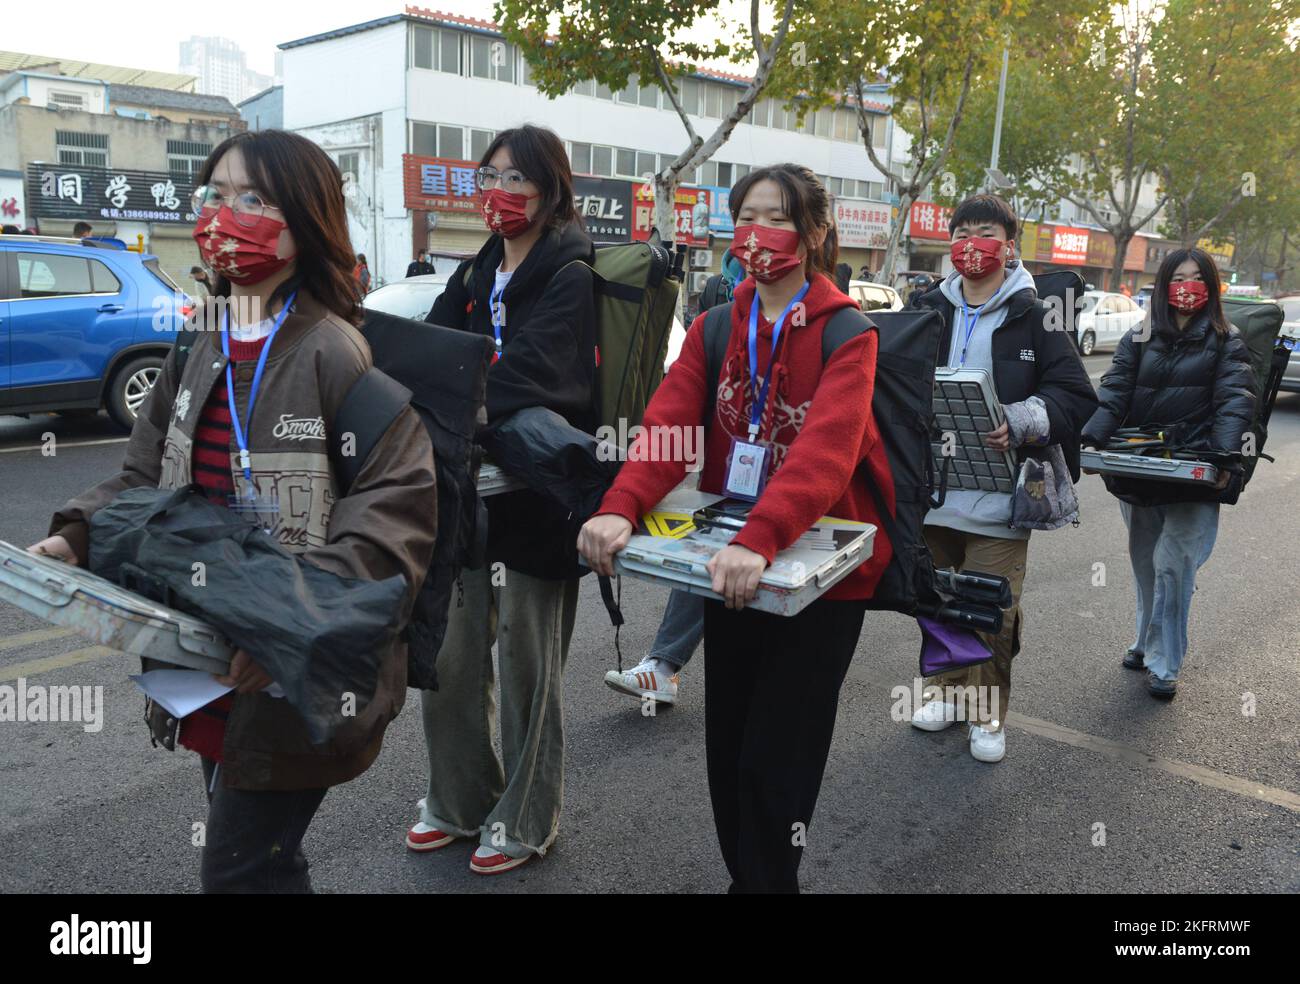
[703, 597, 866, 894]
[199, 757, 328, 894]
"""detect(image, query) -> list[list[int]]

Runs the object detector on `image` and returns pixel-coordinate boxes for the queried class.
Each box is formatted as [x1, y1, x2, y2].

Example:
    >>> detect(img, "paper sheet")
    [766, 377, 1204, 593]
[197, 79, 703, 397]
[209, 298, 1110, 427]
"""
[128, 669, 234, 718]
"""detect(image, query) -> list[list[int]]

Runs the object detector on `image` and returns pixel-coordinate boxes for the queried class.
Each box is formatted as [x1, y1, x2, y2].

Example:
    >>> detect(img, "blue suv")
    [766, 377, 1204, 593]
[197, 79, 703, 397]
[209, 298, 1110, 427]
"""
[0, 235, 191, 429]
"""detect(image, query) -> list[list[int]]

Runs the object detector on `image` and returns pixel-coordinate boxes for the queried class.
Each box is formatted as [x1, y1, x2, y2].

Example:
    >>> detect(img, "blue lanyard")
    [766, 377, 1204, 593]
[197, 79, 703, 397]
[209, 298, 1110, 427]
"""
[957, 299, 987, 368]
[220, 291, 297, 486]
[490, 281, 507, 359]
[747, 281, 810, 440]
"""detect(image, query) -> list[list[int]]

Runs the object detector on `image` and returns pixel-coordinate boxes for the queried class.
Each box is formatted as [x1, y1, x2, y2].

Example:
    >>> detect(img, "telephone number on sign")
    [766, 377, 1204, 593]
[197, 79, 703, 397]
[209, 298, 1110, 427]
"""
[98, 207, 193, 222]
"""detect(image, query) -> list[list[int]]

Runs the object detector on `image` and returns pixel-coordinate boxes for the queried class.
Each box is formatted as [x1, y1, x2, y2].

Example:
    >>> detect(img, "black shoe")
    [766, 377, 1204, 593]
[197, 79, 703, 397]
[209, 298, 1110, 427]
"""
[1122, 649, 1145, 670]
[1147, 672, 1177, 699]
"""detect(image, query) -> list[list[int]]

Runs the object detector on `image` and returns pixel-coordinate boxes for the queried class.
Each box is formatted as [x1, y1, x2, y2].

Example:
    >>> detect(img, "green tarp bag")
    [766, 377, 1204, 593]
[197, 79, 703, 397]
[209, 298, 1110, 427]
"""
[586, 240, 680, 431]
[464, 240, 680, 432]
[1221, 296, 1287, 490]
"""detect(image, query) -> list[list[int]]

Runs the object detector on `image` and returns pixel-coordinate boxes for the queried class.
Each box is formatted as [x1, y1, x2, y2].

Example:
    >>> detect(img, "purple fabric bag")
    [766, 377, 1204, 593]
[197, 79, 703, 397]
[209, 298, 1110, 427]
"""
[918, 616, 994, 676]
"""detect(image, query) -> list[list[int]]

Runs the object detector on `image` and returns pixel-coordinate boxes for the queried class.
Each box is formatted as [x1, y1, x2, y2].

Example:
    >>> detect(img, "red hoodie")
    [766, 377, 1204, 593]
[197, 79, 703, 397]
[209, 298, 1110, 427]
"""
[595, 272, 895, 600]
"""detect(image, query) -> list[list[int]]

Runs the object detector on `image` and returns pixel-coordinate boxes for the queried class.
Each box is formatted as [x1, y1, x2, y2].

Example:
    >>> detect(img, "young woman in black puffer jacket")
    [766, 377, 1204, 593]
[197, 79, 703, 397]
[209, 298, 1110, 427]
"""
[1082, 247, 1256, 699]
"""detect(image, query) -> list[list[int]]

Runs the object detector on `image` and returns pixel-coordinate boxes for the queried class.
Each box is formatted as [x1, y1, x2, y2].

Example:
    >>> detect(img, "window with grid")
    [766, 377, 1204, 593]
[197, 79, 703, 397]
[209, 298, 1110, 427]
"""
[834, 110, 855, 141]
[337, 152, 359, 182]
[679, 78, 701, 116]
[469, 36, 515, 82]
[55, 130, 108, 167]
[591, 145, 613, 176]
[615, 148, 636, 178]
[48, 90, 86, 110]
[412, 123, 437, 157]
[437, 125, 464, 158]
[413, 26, 463, 74]
[470, 129, 495, 163]
[569, 142, 592, 174]
[167, 139, 211, 177]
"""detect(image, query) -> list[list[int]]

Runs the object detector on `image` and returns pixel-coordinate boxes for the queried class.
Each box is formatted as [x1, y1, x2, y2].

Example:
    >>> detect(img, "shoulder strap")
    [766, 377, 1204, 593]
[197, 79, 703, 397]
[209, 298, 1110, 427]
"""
[173, 325, 201, 377]
[821, 306, 875, 362]
[702, 301, 734, 421]
[329, 367, 414, 494]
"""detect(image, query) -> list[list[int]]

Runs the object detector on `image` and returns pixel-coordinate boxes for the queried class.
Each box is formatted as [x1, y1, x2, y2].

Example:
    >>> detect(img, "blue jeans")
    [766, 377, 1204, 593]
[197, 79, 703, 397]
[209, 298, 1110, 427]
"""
[648, 589, 705, 669]
[1119, 500, 1220, 682]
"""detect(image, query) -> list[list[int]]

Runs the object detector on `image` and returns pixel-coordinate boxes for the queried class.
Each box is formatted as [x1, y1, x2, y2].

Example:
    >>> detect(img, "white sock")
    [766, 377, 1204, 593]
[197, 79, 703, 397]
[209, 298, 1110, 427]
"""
[474, 845, 499, 858]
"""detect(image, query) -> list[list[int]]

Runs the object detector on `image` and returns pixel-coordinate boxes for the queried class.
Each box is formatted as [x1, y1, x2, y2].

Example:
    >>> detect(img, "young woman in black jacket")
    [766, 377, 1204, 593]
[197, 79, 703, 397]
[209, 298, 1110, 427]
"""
[1082, 247, 1257, 698]
[407, 124, 597, 874]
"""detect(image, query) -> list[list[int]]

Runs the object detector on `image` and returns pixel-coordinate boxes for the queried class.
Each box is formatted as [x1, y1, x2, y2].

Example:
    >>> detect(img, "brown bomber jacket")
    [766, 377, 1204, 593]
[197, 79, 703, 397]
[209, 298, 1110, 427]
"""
[50, 291, 438, 791]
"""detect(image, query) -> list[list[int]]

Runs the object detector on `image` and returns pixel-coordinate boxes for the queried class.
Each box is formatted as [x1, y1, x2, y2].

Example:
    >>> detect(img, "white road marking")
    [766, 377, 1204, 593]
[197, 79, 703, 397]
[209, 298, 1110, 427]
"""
[0, 437, 129, 454]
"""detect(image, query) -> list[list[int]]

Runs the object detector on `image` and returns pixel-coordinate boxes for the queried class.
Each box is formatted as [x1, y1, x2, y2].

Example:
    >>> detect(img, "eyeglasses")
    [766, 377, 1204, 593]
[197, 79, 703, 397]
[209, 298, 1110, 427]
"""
[475, 167, 531, 193]
[191, 185, 284, 227]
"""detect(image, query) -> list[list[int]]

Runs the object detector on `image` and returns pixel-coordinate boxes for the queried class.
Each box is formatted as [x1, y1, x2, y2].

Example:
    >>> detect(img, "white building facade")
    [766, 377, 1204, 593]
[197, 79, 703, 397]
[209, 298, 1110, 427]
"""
[279, 10, 898, 289]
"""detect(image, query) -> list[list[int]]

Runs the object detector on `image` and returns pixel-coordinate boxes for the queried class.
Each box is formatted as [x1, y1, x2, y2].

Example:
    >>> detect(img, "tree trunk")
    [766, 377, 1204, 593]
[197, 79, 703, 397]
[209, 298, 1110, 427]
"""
[877, 190, 916, 286]
[1110, 229, 1132, 293]
[653, 173, 678, 246]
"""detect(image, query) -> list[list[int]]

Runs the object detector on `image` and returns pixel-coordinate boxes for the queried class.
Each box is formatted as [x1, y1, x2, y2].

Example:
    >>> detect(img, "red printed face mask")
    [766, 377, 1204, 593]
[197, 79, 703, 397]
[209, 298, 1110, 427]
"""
[192, 206, 293, 285]
[481, 188, 538, 239]
[950, 237, 1006, 280]
[730, 224, 804, 284]
[1168, 279, 1209, 314]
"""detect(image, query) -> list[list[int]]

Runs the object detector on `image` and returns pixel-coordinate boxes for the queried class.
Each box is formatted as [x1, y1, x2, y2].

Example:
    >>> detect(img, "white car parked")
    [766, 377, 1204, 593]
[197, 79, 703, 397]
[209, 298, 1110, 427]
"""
[847, 279, 904, 312]
[1076, 290, 1146, 355]
[366, 273, 684, 375]
[362, 273, 451, 321]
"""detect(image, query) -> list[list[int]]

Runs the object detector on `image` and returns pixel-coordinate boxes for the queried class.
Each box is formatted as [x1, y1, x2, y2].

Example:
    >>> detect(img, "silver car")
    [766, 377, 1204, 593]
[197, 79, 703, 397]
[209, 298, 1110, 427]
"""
[362, 274, 451, 322]
[1277, 295, 1300, 393]
[365, 272, 685, 375]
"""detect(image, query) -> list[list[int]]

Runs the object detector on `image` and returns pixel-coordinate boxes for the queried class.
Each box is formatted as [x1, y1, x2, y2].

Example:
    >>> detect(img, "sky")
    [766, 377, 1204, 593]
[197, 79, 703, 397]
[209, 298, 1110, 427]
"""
[3, 0, 763, 80]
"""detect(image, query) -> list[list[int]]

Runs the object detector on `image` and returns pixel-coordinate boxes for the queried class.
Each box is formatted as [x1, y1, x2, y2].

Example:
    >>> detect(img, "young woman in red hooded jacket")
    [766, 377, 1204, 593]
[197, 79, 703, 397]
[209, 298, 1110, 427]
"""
[578, 163, 894, 893]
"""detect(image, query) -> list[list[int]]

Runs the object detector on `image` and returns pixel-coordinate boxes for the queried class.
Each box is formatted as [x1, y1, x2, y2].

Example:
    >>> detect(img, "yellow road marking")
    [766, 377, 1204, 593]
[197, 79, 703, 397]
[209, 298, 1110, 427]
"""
[1006, 710, 1300, 813]
[0, 627, 79, 652]
[0, 646, 117, 682]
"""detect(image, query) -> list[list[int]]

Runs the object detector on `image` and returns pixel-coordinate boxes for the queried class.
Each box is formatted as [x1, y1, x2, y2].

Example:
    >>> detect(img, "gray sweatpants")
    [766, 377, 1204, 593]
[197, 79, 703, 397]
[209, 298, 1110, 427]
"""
[419, 564, 579, 858]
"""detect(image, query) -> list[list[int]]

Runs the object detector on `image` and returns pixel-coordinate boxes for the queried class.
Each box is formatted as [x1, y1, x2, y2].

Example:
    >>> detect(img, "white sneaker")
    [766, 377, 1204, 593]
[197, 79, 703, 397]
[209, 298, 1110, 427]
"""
[969, 723, 1006, 763]
[604, 658, 680, 705]
[911, 700, 959, 731]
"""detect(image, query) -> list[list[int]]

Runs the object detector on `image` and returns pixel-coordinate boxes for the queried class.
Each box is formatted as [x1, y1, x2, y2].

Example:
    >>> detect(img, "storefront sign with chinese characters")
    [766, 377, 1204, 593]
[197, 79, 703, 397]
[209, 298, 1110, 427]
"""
[26, 163, 196, 224]
[1050, 226, 1091, 265]
[0, 172, 26, 227]
[835, 198, 892, 249]
[574, 175, 633, 243]
[702, 184, 734, 236]
[632, 184, 710, 247]
[907, 200, 954, 241]
[402, 154, 481, 213]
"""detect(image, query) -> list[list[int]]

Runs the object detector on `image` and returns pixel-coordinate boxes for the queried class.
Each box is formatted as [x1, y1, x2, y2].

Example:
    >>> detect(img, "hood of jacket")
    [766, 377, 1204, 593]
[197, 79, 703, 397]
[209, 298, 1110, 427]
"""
[729, 270, 858, 333]
[471, 220, 594, 296]
[937, 260, 1037, 317]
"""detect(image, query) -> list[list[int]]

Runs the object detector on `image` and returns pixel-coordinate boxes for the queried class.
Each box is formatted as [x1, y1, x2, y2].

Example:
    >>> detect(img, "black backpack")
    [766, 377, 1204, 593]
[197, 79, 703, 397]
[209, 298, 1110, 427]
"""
[336, 310, 492, 690]
[172, 310, 493, 691]
[700, 301, 947, 614]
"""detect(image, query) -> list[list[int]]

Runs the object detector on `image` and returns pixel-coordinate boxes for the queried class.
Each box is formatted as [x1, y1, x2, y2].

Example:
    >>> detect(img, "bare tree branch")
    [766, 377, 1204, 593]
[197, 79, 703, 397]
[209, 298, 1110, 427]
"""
[1187, 186, 1245, 245]
[652, 48, 700, 150]
[854, 77, 902, 187]
[750, 0, 766, 63]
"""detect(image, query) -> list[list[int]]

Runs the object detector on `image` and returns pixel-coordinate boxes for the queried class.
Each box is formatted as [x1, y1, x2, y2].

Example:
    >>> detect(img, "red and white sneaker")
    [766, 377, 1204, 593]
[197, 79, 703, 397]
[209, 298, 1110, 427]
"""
[405, 797, 459, 852]
[469, 846, 533, 875]
[604, 657, 680, 705]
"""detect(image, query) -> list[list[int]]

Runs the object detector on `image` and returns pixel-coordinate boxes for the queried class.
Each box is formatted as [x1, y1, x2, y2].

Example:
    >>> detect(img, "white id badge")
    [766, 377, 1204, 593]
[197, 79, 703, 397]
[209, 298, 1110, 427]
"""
[228, 482, 281, 532]
[723, 436, 771, 502]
